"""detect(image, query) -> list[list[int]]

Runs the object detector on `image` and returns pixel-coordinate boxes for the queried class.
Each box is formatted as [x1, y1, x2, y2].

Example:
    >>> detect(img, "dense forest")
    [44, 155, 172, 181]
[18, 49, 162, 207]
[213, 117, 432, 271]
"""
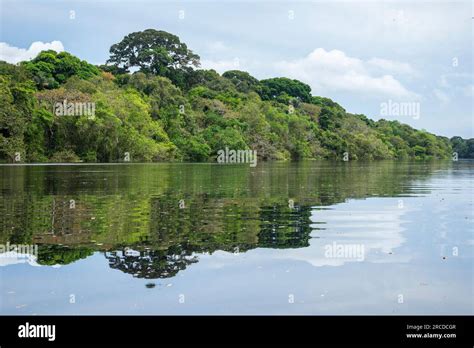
[0, 29, 472, 163]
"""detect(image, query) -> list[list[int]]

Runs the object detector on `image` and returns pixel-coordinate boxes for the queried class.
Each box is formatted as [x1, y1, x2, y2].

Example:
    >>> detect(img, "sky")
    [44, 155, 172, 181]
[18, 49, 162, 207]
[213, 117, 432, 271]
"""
[0, 0, 472, 138]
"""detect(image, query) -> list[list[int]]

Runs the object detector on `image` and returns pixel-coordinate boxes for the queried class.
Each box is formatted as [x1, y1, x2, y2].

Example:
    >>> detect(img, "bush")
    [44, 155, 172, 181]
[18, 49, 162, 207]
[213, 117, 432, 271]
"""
[50, 149, 81, 162]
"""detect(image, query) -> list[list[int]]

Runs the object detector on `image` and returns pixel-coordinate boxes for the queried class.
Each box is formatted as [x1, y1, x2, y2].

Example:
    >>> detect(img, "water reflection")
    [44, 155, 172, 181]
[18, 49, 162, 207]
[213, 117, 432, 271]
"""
[279, 199, 409, 267]
[105, 247, 199, 279]
[0, 160, 470, 281]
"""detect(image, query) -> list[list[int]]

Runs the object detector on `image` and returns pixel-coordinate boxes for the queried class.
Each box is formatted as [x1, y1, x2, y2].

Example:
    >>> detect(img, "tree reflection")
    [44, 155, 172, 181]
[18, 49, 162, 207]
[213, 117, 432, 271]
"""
[258, 204, 312, 248]
[0, 160, 458, 278]
[105, 245, 198, 279]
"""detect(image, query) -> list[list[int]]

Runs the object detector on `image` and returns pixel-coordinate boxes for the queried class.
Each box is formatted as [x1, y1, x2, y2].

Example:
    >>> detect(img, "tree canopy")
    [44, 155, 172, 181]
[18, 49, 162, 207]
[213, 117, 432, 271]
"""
[22, 50, 100, 89]
[0, 28, 470, 164]
[258, 77, 313, 103]
[222, 70, 259, 93]
[107, 29, 200, 88]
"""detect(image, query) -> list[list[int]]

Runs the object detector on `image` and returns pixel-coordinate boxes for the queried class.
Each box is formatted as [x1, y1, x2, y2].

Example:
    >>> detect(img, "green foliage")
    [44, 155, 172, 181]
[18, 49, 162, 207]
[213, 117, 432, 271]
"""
[50, 149, 82, 162]
[0, 30, 461, 163]
[451, 136, 474, 158]
[22, 50, 99, 89]
[374, 119, 452, 160]
[203, 126, 248, 154]
[222, 70, 259, 93]
[174, 134, 211, 161]
[107, 29, 200, 89]
[186, 69, 235, 92]
[258, 77, 312, 103]
[38, 245, 94, 265]
[0, 63, 37, 162]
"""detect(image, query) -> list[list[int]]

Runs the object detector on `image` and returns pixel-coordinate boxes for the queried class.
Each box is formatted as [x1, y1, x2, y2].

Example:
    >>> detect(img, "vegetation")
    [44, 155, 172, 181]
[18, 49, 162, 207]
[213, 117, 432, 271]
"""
[450, 136, 474, 158]
[107, 29, 200, 89]
[0, 29, 470, 163]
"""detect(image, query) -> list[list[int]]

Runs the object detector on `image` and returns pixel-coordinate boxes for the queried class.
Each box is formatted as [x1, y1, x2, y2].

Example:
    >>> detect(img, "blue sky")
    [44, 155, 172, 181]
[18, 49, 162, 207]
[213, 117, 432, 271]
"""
[1, 0, 472, 138]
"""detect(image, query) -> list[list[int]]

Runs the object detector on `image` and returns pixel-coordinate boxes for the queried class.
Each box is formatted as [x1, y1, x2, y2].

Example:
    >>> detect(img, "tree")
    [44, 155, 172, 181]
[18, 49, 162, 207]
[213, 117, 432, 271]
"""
[97, 64, 128, 76]
[222, 70, 259, 93]
[0, 62, 36, 162]
[258, 77, 312, 103]
[451, 136, 474, 158]
[107, 29, 200, 88]
[0, 28, 458, 163]
[22, 50, 99, 89]
[312, 96, 345, 113]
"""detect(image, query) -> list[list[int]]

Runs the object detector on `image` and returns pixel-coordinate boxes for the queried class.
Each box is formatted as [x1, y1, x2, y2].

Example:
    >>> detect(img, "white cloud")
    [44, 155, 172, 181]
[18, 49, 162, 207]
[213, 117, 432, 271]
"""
[274, 198, 410, 267]
[368, 58, 415, 75]
[0, 41, 64, 64]
[275, 48, 418, 99]
[0, 252, 40, 267]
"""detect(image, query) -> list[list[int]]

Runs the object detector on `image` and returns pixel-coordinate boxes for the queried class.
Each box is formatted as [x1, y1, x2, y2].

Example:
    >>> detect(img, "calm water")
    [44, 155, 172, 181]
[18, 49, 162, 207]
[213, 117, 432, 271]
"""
[0, 161, 473, 315]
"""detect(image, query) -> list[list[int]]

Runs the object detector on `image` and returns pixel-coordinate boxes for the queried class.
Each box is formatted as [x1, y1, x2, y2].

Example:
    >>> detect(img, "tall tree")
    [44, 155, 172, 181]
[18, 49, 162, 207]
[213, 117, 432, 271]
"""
[107, 29, 200, 87]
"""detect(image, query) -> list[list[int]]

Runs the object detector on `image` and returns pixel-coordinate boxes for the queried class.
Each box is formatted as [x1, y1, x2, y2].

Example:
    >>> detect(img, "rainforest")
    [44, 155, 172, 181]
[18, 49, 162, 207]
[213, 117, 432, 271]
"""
[1, 29, 472, 164]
